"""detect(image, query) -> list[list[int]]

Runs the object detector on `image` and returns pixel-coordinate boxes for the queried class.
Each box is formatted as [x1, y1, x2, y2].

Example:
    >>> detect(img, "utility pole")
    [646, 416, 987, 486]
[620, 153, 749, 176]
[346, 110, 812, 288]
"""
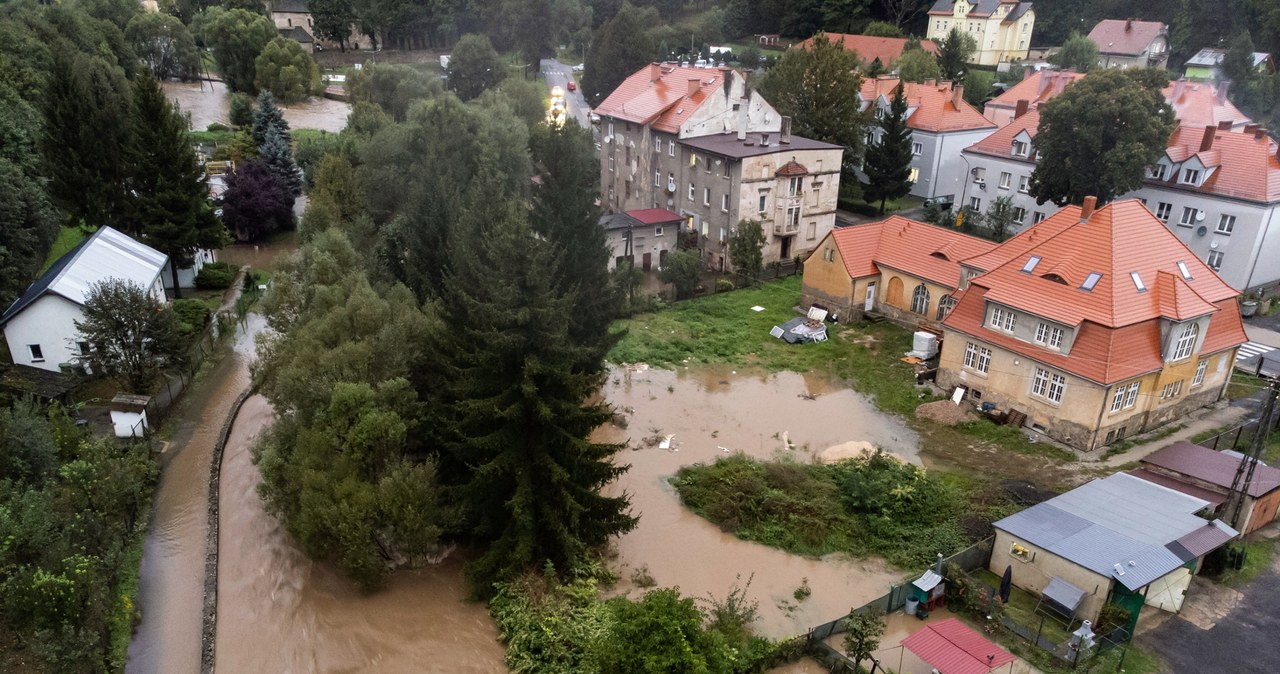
[1225, 377, 1280, 529]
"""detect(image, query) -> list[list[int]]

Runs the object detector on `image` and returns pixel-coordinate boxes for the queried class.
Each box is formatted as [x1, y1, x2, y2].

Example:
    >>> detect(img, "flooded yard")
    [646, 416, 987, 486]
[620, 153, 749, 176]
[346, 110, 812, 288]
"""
[597, 365, 920, 638]
[163, 80, 350, 132]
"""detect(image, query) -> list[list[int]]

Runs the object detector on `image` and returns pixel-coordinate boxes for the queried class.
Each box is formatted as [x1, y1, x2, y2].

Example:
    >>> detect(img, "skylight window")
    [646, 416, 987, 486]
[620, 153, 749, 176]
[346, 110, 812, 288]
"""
[1081, 272, 1103, 291]
[1176, 261, 1193, 280]
[1021, 256, 1042, 273]
[1130, 272, 1146, 292]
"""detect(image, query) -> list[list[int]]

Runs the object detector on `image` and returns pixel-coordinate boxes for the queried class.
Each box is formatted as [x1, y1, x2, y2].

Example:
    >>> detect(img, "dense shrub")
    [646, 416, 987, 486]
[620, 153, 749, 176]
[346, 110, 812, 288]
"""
[195, 260, 237, 289]
[715, 278, 735, 293]
[172, 298, 212, 335]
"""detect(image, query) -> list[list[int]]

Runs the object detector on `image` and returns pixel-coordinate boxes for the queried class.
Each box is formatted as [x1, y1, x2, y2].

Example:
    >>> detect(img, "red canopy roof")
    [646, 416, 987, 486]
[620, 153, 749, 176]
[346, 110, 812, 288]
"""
[901, 618, 1015, 674]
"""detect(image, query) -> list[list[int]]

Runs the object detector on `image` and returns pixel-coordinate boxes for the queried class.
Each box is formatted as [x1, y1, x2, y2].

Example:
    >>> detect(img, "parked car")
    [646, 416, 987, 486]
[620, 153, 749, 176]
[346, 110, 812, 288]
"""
[572, 63, 584, 73]
[567, 81, 576, 92]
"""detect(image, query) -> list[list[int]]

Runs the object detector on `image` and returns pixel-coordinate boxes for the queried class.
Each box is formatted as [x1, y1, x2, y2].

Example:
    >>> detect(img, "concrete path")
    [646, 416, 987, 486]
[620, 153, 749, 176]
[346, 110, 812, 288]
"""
[1091, 403, 1254, 469]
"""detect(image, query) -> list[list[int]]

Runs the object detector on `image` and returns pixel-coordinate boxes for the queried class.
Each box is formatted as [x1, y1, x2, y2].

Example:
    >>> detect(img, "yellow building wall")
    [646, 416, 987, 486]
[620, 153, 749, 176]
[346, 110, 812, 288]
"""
[991, 530, 1112, 623]
[876, 268, 955, 324]
[801, 240, 859, 314]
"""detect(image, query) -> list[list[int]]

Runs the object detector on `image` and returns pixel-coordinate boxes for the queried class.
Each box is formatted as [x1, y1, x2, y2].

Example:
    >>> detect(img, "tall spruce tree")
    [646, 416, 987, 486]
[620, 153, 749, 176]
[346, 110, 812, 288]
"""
[428, 173, 635, 594]
[42, 50, 134, 229]
[529, 122, 617, 368]
[862, 83, 914, 214]
[260, 125, 302, 197]
[252, 90, 289, 145]
[128, 74, 227, 297]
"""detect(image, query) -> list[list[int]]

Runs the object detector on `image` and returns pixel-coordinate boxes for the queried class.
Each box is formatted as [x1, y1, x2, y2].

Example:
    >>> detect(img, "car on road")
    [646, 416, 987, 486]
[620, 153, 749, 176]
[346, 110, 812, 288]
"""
[573, 63, 584, 73]
[567, 81, 576, 92]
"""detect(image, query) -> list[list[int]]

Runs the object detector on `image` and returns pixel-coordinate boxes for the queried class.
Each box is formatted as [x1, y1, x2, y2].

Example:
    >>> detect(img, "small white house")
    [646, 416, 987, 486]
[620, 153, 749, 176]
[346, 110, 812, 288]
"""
[162, 248, 217, 291]
[1, 227, 168, 373]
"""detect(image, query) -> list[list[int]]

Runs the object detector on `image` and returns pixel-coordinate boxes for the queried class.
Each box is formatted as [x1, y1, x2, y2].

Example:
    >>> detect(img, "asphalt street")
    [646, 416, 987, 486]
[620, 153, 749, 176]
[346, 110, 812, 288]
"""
[540, 58, 591, 130]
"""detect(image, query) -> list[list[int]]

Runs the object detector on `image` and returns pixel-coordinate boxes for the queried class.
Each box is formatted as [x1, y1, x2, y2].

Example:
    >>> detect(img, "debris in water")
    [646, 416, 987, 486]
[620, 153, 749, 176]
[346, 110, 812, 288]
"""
[719, 446, 730, 453]
[659, 434, 675, 450]
[798, 393, 819, 401]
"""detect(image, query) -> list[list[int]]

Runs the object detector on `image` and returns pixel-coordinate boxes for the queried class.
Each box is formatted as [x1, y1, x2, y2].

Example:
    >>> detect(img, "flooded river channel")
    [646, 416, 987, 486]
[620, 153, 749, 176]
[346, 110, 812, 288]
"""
[597, 365, 919, 638]
[163, 80, 350, 132]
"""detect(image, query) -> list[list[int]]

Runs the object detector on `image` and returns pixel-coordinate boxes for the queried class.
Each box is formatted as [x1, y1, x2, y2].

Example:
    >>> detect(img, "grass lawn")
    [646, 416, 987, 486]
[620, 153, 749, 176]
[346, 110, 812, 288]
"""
[1216, 538, 1278, 587]
[42, 225, 94, 272]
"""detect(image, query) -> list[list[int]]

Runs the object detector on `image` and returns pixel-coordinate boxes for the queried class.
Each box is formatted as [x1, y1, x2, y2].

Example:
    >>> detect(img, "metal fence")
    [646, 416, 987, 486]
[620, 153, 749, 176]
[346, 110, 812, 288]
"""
[1200, 412, 1280, 452]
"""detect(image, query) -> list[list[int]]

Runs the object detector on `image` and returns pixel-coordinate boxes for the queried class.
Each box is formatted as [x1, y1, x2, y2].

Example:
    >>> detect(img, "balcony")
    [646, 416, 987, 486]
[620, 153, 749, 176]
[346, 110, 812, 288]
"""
[774, 220, 801, 236]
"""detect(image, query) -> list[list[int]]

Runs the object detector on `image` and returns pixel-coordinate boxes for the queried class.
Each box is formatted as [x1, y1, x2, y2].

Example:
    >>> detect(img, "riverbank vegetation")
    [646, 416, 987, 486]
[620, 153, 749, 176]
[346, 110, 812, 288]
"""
[673, 454, 1019, 568]
[0, 403, 158, 672]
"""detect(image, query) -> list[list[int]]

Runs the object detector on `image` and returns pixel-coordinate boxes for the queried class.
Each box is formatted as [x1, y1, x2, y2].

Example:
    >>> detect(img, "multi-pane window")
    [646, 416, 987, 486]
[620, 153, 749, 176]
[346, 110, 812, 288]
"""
[721, 194, 729, 212]
[1172, 322, 1199, 361]
[1161, 380, 1184, 400]
[1018, 175, 1030, 193]
[655, 139, 662, 153]
[1123, 381, 1140, 408]
[786, 205, 801, 228]
[1181, 168, 1201, 185]
[1193, 359, 1208, 387]
[1109, 382, 1141, 412]
[912, 142, 923, 156]
[911, 284, 930, 314]
[1179, 207, 1200, 226]
[991, 307, 1016, 331]
[1031, 368, 1066, 403]
[759, 192, 768, 213]
[999, 172, 1012, 189]
[1149, 164, 1167, 180]
[654, 171, 661, 187]
[1207, 250, 1224, 270]
[1035, 322, 1062, 347]
[970, 196, 982, 211]
[824, 248, 835, 262]
[1011, 140, 1029, 157]
[688, 183, 695, 200]
[1032, 211, 1046, 224]
[1156, 202, 1172, 221]
[788, 176, 802, 197]
[668, 141, 675, 156]
[703, 187, 711, 206]
[937, 295, 954, 321]
[1013, 206, 1027, 224]
[964, 343, 991, 374]
[1048, 327, 1063, 349]
[1217, 214, 1236, 234]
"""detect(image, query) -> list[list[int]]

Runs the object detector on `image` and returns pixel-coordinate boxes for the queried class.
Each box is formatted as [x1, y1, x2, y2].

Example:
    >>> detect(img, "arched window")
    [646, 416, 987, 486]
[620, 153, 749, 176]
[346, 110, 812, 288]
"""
[911, 284, 930, 315]
[937, 294, 954, 320]
[1172, 322, 1199, 360]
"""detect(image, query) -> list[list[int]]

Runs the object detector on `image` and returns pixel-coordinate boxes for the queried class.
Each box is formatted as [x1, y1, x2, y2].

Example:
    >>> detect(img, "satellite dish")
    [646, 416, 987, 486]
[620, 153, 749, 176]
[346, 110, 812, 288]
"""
[1195, 210, 1206, 222]
[1210, 240, 1220, 249]
[1196, 225, 1208, 237]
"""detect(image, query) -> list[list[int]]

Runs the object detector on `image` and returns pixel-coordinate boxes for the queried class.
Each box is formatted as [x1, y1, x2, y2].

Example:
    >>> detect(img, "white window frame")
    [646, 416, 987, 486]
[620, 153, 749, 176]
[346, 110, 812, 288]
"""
[669, 140, 675, 157]
[654, 226, 664, 237]
[788, 176, 802, 197]
[1049, 327, 1063, 349]
[1150, 164, 1167, 180]
[655, 138, 662, 153]
[721, 193, 729, 212]
[1207, 250, 1224, 270]
[1217, 214, 1235, 234]
[1156, 202, 1172, 222]
[1161, 380, 1184, 400]
[1013, 206, 1027, 224]
[1172, 322, 1199, 361]
[1032, 368, 1066, 404]
[1032, 211, 1045, 224]
[1011, 140, 1028, 158]
[998, 171, 1012, 190]
[758, 192, 768, 213]
[1181, 168, 1201, 185]
[1179, 207, 1200, 226]
[28, 344, 44, 362]
[912, 142, 923, 156]
[1035, 322, 1049, 344]
[703, 187, 711, 206]
[654, 171, 661, 188]
[1018, 175, 1030, 193]
[1192, 359, 1208, 387]
[969, 196, 981, 211]
[786, 204, 800, 228]
[910, 284, 930, 315]
[688, 182, 695, 200]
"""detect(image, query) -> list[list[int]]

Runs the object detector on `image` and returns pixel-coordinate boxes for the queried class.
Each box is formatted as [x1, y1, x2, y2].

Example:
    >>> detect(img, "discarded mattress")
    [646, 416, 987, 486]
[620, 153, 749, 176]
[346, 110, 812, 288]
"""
[772, 317, 828, 344]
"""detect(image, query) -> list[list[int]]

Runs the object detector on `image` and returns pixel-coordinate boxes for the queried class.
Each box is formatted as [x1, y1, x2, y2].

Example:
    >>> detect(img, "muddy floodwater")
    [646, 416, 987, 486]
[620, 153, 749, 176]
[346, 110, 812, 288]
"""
[163, 80, 350, 132]
[597, 365, 919, 639]
[214, 396, 506, 672]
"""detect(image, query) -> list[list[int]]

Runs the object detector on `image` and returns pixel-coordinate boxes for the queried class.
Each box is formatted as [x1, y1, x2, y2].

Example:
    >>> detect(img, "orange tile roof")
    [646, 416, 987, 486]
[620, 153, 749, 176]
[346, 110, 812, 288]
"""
[1154, 125, 1280, 204]
[965, 109, 1039, 158]
[594, 64, 731, 134]
[829, 216, 996, 287]
[1087, 19, 1167, 56]
[944, 199, 1247, 384]
[988, 72, 1247, 128]
[859, 77, 995, 133]
[796, 33, 939, 66]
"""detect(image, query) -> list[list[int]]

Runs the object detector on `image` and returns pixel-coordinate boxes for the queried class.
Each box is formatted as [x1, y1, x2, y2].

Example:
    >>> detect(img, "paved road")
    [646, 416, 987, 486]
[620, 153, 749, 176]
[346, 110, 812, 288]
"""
[540, 58, 590, 130]
[1138, 541, 1280, 673]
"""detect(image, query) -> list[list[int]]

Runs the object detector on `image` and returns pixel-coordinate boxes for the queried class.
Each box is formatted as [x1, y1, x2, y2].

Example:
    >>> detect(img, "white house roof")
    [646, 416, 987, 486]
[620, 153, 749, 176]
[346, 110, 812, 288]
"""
[994, 473, 1237, 591]
[1, 227, 168, 325]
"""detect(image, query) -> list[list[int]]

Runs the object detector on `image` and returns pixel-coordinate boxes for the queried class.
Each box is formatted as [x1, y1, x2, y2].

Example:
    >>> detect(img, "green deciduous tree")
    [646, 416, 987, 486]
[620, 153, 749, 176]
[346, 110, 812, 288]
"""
[894, 47, 940, 82]
[728, 219, 766, 283]
[1029, 69, 1175, 206]
[309, 0, 357, 51]
[963, 69, 994, 107]
[229, 91, 255, 127]
[937, 27, 975, 82]
[760, 33, 866, 199]
[447, 33, 504, 101]
[659, 248, 703, 299]
[222, 159, 294, 241]
[127, 74, 228, 297]
[125, 11, 200, 81]
[842, 611, 887, 668]
[984, 194, 1016, 242]
[194, 7, 276, 93]
[582, 1, 658, 105]
[1223, 31, 1257, 87]
[864, 20, 904, 37]
[42, 50, 134, 230]
[427, 174, 635, 593]
[0, 159, 59, 310]
[1048, 32, 1098, 73]
[862, 83, 914, 214]
[255, 36, 323, 104]
[347, 62, 441, 121]
[590, 588, 730, 674]
[75, 279, 187, 392]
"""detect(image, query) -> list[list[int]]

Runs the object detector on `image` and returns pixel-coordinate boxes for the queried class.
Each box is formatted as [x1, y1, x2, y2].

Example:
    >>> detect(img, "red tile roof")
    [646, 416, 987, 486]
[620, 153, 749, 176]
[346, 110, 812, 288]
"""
[1087, 19, 1166, 56]
[1152, 125, 1280, 204]
[901, 618, 1016, 674]
[828, 216, 997, 288]
[627, 207, 684, 225]
[965, 109, 1039, 158]
[595, 64, 731, 134]
[986, 70, 1085, 115]
[859, 77, 996, 133]
[796, 33, 939, 66]
[986, 73, 1247, 129]
[775, 160, 808, 177]
[946, 200, 1247, 384]
[1142, 442, 1280, 498]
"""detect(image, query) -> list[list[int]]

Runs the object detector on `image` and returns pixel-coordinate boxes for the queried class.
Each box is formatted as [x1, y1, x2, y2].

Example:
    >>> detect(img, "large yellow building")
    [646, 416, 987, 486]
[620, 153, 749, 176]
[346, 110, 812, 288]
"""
[926, 0, 1035, 66]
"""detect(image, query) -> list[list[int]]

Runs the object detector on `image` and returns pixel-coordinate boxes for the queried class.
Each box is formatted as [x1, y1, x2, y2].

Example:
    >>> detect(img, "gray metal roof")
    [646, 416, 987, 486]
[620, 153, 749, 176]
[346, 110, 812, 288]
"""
[995, 474, 1237, 591]
[1043, 576, 1086, 612]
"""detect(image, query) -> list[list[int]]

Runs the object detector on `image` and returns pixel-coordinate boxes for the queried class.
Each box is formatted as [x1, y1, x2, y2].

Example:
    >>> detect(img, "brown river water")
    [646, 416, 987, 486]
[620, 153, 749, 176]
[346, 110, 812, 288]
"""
[163, 81, 351, 133]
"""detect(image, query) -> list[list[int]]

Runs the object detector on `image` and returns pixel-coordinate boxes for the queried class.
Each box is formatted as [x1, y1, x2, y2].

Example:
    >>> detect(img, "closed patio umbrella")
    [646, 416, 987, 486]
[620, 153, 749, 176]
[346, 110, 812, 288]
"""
[999, 565, 1013, 604]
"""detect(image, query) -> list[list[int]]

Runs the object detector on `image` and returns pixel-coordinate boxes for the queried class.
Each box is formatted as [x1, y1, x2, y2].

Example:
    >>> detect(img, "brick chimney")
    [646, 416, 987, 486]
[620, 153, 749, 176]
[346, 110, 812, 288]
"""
[1217, 80, 1230, 104]
[1257, 128, 1268, 141]
[688, 78, 701, 97]
[1219, 120, 1234, 130]
[1023, 64, 1034, 81]
[650, 63, 662, 83]
[952, 84, 965, 108]
[1037, 73, 1053, 97]
[1125, 18, 1133, 31]
[1080, 196, 1097, 221]
[1245, 123, 1259, 135]
[720, 66, 733, 98]
[780, 116, 792, 144]
[1200, 125, 1216, 152]
[1014, 99, 1030, 119]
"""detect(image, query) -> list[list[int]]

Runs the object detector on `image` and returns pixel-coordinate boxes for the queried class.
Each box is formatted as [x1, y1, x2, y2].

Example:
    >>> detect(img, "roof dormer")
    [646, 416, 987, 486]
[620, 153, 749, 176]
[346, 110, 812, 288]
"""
[1178, 158, 1206, 187]
[1010, 130, 1033, 158]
